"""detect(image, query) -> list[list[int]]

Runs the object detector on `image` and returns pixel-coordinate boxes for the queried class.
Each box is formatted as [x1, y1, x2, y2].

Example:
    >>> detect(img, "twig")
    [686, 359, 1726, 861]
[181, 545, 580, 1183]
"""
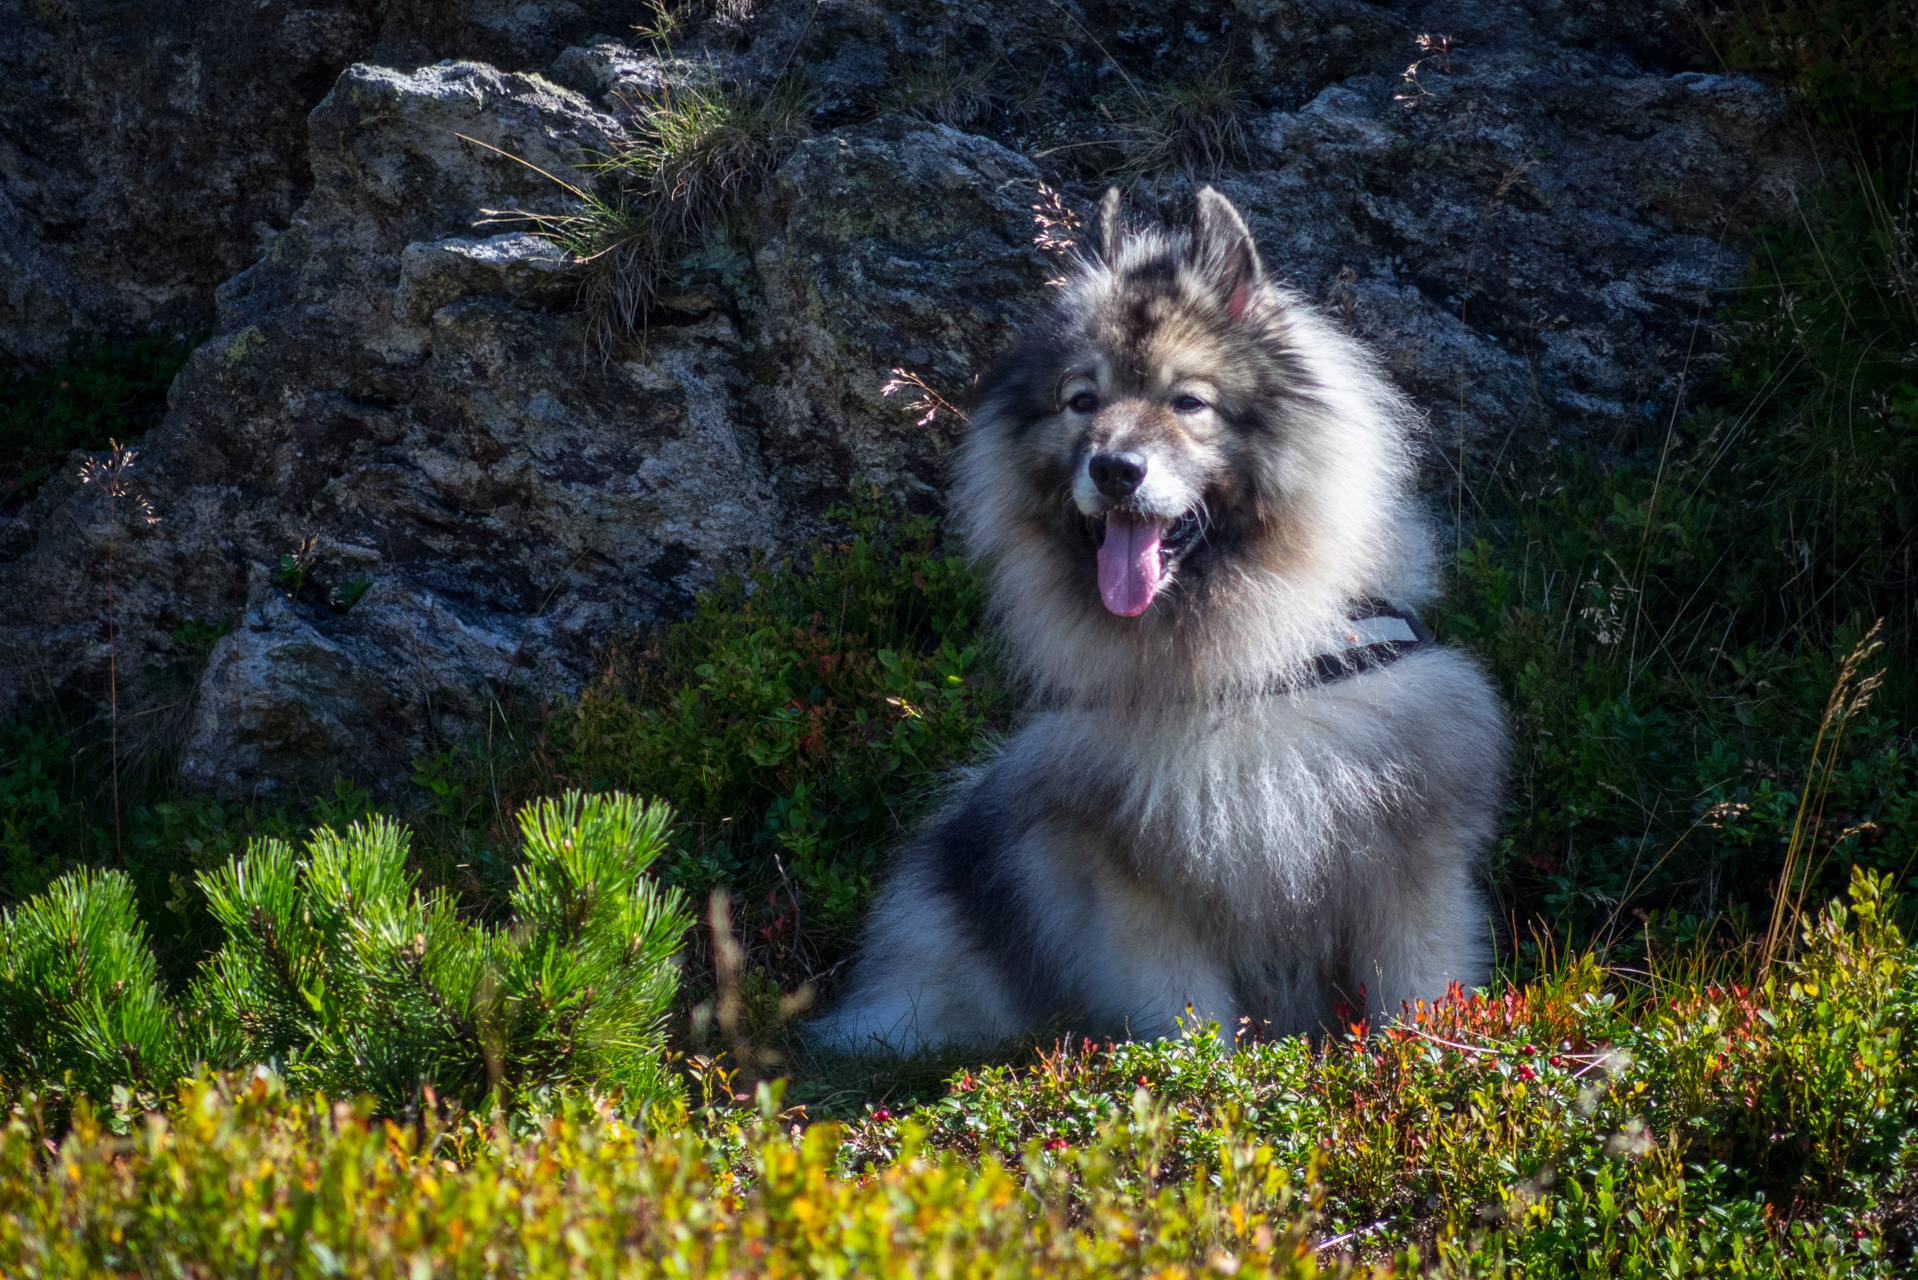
[881, 369, 968, 428]
[1317, 1219, 1390, 1253]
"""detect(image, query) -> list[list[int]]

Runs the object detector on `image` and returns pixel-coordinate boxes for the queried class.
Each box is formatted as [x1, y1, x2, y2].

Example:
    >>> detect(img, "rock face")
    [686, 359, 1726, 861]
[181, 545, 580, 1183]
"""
[1225, 61, 1809, 455]
[0, 61, 1051, 797]
[0, 0, 667, 362]
[0, 64, 783, 796]
[751, 116, 1053, 507]
[0, 1, 1819, 795]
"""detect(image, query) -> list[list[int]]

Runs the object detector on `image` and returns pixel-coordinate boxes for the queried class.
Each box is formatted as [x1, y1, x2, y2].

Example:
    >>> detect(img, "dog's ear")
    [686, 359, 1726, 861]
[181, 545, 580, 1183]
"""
[1093, 186, 1125, 264]
[1189, 187, 1265, 322]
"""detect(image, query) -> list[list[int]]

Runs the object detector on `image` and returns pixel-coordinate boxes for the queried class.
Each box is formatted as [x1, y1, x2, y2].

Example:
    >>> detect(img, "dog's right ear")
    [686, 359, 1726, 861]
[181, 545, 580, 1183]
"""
[1093, 186, 1125, 265]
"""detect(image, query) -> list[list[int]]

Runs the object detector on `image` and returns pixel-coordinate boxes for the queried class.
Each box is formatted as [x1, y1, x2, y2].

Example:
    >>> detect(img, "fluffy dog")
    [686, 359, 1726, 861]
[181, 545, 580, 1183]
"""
[810, 187, 1506, 1050]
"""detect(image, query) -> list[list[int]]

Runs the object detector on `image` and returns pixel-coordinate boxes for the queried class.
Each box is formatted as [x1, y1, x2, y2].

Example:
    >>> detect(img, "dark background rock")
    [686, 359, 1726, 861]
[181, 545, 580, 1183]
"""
[750, 115, 1055, 509]
[0, 0, 656, 363]
[1, 64, 786, 796]
[0, 0, 1820, 795]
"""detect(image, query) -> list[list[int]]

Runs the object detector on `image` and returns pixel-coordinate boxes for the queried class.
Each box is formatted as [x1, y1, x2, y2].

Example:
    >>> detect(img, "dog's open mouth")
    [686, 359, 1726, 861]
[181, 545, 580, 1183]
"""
[1096, 511, 1202, 616]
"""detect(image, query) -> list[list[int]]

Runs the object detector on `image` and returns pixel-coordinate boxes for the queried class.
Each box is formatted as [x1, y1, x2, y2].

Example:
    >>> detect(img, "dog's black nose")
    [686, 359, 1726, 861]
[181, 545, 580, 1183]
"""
[1088, 452, 1147, 499]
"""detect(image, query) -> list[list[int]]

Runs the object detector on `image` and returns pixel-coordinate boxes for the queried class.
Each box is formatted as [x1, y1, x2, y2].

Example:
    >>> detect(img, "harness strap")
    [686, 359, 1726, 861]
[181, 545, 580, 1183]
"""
[1030, 599, 1437, 709]
[1296, 597, 1434, 689]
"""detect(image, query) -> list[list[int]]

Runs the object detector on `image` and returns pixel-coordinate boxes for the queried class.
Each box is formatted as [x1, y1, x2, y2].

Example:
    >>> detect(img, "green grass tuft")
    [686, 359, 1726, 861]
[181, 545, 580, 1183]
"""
[1108, 58, 1256, 179]
[507, 69, 813, 353]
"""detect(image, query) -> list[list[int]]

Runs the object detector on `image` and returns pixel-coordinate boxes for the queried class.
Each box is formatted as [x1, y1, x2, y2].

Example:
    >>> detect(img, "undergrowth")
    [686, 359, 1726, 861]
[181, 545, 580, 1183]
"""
[557, 494, 1009, 971]
[4, 871, 1913, 1276]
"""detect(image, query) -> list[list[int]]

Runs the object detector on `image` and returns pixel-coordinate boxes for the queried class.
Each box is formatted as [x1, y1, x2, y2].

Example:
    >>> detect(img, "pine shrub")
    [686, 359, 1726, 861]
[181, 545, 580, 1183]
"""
[0, 867, 181, 1109]
[0, 792, 691, 1117]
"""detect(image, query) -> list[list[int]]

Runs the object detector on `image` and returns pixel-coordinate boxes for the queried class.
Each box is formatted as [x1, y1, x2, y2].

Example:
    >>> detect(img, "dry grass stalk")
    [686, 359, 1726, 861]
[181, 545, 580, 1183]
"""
[1031, 182, 1082, 259]
[881, 369, 967, 429]
[77, 439, 158, 854]
[1762, 619, 1886, 973]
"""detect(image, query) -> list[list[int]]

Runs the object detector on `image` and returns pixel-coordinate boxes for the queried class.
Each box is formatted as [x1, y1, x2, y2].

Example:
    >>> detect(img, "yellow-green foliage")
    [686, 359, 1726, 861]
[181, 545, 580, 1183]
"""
[4, 872, 1912, 1277]
[0, 1074, 1371, 1278]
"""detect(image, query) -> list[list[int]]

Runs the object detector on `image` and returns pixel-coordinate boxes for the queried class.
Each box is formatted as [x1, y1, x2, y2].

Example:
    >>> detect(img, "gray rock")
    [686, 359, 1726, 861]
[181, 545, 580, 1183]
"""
[0, 64, 784, 797]
[1207, 57, 1815, 459]
[749, 116, 1056, 506]
[0, 3, 1822, 796]
[0, 0, 681, 363]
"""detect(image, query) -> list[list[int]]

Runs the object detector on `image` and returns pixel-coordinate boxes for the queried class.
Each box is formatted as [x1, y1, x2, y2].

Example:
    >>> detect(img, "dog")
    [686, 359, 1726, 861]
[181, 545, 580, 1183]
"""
[809, 187, 1506, 1051]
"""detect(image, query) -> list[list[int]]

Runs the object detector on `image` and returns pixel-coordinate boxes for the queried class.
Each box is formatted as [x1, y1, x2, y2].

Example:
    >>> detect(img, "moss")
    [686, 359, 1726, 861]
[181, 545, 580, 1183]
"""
[222, 325, 267, 367]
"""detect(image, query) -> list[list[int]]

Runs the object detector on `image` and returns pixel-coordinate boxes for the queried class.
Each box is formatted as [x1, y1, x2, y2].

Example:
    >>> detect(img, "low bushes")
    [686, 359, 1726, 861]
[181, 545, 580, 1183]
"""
[843, 868, 1916, 1274]
[0, 792, 689, 1119]
[0, 1078, 1357, 1279]
[3, 871, 1912, 1277]
[560, 495, 1010, 951]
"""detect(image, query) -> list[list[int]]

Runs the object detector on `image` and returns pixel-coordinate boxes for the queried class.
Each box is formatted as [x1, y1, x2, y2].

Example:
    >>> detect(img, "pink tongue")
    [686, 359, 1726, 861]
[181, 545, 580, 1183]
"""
[1097, 513, 1168, 616]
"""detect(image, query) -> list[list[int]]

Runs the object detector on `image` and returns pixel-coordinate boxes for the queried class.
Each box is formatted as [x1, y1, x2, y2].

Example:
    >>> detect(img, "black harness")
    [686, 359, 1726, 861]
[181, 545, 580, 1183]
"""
[1034, 598, 1437, 711]
[1298, 597, 1435, 689]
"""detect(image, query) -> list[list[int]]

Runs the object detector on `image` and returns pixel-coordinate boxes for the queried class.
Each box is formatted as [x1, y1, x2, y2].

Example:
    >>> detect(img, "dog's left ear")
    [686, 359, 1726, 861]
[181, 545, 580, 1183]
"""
[1189, 187, 1265, 322]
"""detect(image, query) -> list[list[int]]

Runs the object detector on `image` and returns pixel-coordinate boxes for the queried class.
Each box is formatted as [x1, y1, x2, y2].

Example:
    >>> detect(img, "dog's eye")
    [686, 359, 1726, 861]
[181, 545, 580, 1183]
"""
[1171, 394, 1207, 414]
[1066, 391, 1099, 414]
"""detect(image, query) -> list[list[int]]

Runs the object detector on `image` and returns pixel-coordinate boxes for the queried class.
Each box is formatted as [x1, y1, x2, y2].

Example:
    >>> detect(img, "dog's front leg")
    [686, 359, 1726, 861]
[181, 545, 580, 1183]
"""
[1344, 852, 1491, 1026]
[1069, 856, 1240, 1042]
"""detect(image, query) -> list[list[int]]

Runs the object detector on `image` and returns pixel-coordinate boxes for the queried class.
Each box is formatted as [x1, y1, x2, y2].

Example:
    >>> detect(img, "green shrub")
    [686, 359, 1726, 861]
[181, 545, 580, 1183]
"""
[1442, 455, 1917, 944]
[1109, 58, 1255, 178]
[190, 792, 689, 1112]
[561, 493, 1009, 947]
[0, 793, 692, 1118]
[0, 718, 78, 901]
[0, 867, 181, 1110]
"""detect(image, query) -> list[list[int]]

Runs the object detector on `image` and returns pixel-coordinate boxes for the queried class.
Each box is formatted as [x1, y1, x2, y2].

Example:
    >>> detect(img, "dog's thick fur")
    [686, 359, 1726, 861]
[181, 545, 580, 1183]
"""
[810, 188, 1506, 1050]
